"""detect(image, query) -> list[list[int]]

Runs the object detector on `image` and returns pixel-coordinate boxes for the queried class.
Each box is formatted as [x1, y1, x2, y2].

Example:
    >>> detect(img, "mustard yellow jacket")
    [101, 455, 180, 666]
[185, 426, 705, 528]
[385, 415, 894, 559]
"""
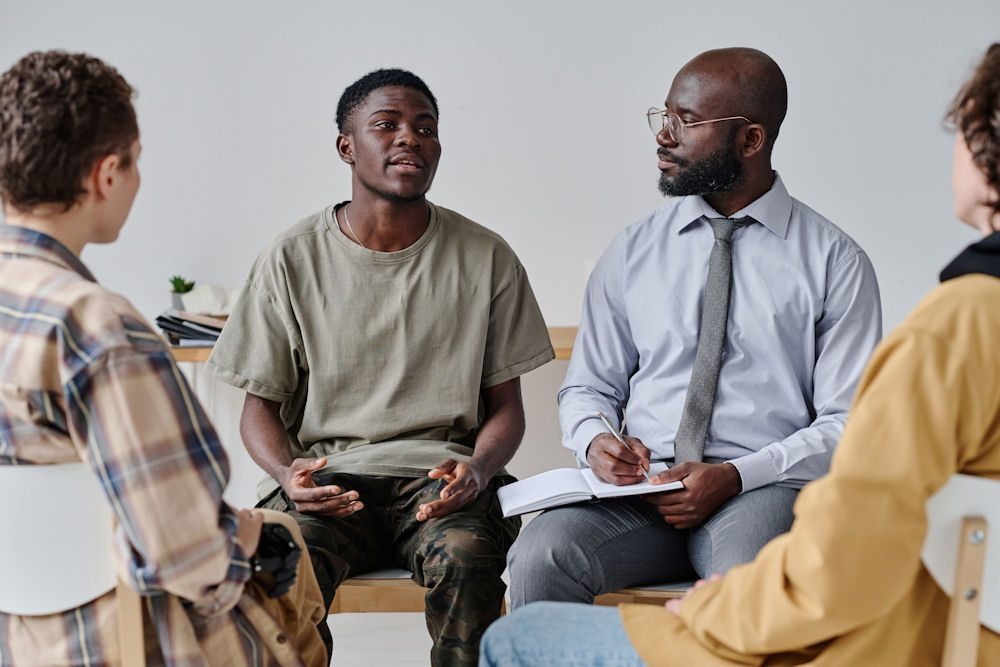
[622, 274, 1000, 666]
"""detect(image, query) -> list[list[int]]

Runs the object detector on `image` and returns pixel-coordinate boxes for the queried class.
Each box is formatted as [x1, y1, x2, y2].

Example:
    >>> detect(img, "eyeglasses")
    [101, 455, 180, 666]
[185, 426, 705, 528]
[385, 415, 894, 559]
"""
[646, 107, 752, 142]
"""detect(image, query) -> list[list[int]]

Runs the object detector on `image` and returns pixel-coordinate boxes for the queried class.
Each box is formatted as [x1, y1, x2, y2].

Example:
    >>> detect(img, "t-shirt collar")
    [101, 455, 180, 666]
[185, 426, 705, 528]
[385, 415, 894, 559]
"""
[675, 171, 793, 239]
[0, 223, 96, 281]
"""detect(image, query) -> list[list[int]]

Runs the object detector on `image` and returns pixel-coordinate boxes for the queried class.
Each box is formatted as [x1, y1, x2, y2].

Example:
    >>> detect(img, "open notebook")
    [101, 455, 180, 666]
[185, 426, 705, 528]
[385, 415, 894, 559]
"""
[498, 462, 683, 518]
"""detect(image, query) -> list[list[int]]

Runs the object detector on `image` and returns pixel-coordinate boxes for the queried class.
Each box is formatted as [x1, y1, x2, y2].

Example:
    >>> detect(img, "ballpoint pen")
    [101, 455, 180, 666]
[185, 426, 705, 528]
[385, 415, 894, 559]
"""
[597, 411, 651, 481]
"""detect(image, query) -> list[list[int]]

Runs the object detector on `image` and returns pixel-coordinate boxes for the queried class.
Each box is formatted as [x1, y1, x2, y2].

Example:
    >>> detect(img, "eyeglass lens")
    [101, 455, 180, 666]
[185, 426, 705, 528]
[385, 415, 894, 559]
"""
[647, 109, 679, 140]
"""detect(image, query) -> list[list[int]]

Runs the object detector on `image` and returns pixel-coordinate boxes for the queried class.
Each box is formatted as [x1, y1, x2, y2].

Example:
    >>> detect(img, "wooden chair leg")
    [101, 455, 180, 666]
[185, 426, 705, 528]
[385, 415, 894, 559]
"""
[941, 516, 987, 667]
[116, 578, 145, 666]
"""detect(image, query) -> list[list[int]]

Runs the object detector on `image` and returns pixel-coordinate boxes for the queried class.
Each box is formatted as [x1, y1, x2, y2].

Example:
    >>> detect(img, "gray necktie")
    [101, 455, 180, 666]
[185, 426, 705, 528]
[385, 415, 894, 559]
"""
[674, 216, 750, 464]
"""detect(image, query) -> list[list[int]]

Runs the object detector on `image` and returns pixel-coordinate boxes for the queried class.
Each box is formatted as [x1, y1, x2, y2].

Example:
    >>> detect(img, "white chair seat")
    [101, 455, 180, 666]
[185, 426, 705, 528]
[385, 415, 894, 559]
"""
[0, 463, 116, 615]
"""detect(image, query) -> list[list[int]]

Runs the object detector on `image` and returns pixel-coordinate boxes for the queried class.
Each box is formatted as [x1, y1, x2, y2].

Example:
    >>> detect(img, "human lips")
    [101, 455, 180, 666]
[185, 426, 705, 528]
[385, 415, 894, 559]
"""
[657, 150, 679, 170]
[388, 154, 425, 171]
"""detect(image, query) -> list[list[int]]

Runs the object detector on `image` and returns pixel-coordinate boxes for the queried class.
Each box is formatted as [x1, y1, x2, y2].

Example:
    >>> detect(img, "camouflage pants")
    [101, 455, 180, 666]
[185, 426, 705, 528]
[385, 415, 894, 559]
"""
[260, 473, 521, 667]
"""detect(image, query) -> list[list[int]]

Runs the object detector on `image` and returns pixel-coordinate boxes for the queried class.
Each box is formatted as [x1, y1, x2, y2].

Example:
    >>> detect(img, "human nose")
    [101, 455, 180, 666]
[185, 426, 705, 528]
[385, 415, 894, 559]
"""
[656, 124, 677, 147]
[394, 124, 422, 149]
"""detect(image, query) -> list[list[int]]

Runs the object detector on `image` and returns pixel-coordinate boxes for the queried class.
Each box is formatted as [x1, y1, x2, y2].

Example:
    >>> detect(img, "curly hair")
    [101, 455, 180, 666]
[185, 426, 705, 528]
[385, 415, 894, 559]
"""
[0, 50, 138, 212]
[335, 68, 438, 134]
[948, 43, 1000, 214]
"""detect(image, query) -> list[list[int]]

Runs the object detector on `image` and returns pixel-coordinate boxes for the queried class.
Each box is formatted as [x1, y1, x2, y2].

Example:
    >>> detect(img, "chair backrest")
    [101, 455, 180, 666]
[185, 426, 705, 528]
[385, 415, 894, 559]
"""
[0, 463, 116, 615]
[923, 473, 998, 634]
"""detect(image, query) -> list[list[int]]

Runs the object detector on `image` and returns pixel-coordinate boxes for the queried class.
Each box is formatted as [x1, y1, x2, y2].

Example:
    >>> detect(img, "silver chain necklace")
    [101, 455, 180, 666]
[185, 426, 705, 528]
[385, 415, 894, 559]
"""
[342, 203, 368, 250]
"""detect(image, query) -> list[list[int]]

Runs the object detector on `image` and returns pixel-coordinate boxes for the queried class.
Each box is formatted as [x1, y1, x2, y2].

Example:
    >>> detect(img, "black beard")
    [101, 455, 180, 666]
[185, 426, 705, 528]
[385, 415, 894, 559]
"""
[658, 133, 743, 198]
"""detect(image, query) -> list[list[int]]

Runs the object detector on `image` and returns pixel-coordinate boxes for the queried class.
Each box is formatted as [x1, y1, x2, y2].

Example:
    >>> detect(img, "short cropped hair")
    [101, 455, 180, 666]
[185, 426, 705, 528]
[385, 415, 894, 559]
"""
[335, 68, 438, 133]
[0, 50, 138, 212]
[948, 43, 1000, 213]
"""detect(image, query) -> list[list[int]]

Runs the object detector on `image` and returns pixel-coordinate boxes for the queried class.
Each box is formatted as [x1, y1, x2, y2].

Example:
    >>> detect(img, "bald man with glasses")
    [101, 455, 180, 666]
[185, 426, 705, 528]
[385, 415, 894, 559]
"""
[507, 47, 883, 608]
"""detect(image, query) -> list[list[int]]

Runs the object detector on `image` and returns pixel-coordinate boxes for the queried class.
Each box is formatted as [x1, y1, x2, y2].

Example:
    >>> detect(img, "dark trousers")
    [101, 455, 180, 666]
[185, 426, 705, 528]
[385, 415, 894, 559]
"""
[261, 473, 520, 667]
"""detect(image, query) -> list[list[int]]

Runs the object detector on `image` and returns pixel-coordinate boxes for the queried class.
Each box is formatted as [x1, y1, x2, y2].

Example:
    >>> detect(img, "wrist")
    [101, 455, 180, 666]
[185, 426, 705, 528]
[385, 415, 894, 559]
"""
[467, 457, 495, 483]
[722, 462, 743, 495]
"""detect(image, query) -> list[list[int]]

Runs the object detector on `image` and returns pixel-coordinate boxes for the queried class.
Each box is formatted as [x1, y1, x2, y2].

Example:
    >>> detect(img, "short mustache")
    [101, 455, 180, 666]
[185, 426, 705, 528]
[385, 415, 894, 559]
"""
[657, 149, 687, 166]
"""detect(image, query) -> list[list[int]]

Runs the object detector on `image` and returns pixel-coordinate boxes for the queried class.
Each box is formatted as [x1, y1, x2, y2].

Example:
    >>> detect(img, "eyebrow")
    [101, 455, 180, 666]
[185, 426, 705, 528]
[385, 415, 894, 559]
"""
[368, 109, 438, 121]
[668, 103, 697, 117]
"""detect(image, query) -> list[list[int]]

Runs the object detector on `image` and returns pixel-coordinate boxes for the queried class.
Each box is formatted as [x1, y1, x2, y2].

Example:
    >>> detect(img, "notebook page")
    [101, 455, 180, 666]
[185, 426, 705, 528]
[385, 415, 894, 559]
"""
[497, 468, 593, 516]
[582, 462, 682, 498]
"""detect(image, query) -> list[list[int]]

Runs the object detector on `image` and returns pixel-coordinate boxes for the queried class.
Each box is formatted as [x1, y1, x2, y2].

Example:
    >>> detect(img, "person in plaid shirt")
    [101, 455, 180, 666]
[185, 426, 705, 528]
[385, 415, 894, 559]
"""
[0, 50, 328, 666]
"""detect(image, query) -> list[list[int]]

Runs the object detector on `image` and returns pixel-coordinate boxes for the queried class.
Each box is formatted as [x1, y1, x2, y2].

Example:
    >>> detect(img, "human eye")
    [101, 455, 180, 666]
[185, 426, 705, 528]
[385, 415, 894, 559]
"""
[418, 126, 437, 137]
[373, 119, 396, 130]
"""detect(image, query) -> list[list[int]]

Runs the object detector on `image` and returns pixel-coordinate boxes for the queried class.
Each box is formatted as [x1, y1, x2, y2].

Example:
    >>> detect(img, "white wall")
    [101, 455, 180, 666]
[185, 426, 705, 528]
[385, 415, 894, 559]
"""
[3, 1, 998, 504]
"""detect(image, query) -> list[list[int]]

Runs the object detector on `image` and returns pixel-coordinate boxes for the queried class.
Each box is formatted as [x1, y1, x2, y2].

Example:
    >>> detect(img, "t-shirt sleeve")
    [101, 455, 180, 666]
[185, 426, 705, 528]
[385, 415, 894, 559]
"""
[207, 253, 305, 403]
[481, 254, 554, 388]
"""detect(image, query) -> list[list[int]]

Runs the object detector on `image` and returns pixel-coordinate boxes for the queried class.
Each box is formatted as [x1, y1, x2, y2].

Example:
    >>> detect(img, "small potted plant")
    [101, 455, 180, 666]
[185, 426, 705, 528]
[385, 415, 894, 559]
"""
[169, 275, 195, 310]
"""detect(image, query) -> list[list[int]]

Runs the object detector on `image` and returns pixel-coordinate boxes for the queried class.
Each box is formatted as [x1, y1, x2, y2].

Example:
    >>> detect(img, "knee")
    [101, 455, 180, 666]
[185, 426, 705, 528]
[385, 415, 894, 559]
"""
[508, 520, 581, 583]
[419, 526, 505, 572]
[480, 604, 556, 666]
[479, 613, 517, 667]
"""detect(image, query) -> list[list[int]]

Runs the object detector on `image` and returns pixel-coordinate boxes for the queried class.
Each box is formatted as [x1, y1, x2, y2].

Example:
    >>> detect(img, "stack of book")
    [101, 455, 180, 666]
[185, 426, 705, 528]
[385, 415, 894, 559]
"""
[155, 310, 225, 346]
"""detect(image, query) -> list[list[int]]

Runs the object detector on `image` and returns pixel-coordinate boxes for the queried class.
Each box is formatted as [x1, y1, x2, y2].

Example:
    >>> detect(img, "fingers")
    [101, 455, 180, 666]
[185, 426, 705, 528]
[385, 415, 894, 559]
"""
[304, 456, 327, 470]
[623, 436, 652, 470]
[291, 489, 364, 517]
[416, 488, 475, 521]
[665, 598, 683, 615]
[656, 462, 694, 484]
[294, 497, 364, 517]
[439, 464, 480, 500]
[290, 457, 327, 475]
[428, 459, 459, 480]
[642, 489, 688, 507]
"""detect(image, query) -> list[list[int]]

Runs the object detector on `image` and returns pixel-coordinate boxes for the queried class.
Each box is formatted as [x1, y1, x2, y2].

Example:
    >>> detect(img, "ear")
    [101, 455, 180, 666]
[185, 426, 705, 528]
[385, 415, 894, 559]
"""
[336, 134, 354, 165]
[89, 153, 122, 201]
[740, 124, 768, 159]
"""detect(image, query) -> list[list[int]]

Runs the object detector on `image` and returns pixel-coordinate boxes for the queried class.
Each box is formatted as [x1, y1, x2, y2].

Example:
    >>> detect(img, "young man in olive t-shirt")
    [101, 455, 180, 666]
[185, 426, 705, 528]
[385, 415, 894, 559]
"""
[208, 68, 553, 667]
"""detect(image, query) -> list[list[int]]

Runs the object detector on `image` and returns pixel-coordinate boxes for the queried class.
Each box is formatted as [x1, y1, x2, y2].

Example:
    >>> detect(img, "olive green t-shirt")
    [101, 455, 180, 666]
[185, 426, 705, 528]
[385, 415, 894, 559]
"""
[207, 202, 554, 495]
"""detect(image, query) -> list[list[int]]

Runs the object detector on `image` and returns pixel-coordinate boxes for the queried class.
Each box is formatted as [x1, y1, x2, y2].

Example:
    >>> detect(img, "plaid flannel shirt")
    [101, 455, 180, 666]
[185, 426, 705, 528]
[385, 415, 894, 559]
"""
[0, 225, 321, 666]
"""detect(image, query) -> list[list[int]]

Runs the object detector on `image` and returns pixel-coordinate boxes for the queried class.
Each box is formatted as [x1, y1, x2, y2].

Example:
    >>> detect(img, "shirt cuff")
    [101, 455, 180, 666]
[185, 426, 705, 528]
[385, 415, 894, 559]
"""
[727, 448, 778, 494]
[571, 418, 609, 466]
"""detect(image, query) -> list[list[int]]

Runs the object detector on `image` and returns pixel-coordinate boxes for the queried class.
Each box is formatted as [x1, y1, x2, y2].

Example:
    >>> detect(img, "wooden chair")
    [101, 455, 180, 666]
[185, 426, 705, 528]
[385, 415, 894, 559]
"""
[923, 474, 997, 667]
[0, 463, 145, 666]
[328, 568, 510, 614]
[327, 566, 685, 614]
[329, 568, 426, 613]
[594, 581, 691, 607]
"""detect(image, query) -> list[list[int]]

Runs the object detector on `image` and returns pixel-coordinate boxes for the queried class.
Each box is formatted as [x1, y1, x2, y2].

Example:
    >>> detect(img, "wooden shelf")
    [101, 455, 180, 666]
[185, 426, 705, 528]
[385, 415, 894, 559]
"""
[546, 326, 576, 361]
[169, 326, 578, 363]
[169, 346, 215, 363]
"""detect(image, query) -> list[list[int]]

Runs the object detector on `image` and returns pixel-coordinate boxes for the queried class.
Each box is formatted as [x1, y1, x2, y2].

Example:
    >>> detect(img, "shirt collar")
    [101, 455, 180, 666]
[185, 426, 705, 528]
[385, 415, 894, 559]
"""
[0, 224, 97, 282]
[675, 172, 793, 239]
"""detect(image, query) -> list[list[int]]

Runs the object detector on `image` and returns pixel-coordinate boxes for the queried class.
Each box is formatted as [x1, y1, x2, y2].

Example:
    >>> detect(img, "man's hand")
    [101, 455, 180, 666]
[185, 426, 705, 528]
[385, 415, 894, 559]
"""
[665, 573, 723, 615]
[416, 459, 488, 521]
[644, 462, 742, 529]
[279, 457, 363, 517]
[586, 433, 651, 485]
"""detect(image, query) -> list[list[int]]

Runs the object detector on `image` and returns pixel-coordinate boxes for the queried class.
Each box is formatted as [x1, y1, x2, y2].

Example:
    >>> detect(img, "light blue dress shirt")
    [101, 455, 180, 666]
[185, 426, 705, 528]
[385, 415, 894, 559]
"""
[559, 173, 882, 492]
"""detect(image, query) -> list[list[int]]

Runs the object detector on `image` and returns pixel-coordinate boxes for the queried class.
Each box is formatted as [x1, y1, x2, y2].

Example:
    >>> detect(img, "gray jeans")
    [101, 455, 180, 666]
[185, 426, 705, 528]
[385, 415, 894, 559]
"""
[507, 484, 798, 609]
